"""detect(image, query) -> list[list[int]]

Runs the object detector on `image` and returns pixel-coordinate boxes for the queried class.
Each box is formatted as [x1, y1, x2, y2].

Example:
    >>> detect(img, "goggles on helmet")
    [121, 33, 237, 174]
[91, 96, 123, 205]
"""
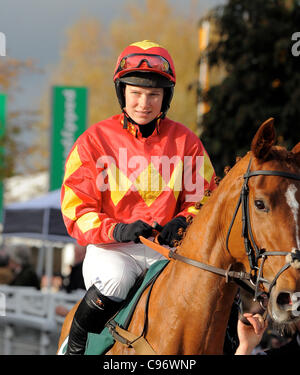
[115, 53, 174, 79]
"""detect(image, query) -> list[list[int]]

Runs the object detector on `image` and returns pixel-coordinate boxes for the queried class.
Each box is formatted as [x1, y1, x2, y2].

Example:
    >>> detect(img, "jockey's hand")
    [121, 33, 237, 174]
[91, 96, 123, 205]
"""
[157, 216, 187, 247]
[113, 220, 153, 243]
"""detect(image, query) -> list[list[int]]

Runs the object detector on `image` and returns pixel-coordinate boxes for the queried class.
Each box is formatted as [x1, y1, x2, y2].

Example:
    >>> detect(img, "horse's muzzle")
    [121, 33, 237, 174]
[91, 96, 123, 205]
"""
[269, 288, 300, 324]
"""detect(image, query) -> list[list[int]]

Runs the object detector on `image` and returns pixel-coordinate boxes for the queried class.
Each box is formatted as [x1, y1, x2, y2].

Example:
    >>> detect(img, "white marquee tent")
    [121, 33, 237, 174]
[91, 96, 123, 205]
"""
[2, 189, 75, 288]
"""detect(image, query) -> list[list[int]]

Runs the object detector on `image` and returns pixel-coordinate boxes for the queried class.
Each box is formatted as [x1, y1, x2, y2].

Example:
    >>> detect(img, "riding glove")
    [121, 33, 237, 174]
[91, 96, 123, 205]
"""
[113, 220, 153, 243]
[157, 216, 187, 247]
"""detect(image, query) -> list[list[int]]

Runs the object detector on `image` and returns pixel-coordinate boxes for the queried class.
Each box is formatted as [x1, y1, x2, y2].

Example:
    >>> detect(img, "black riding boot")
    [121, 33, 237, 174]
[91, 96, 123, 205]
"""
[66, 284, 121, 355]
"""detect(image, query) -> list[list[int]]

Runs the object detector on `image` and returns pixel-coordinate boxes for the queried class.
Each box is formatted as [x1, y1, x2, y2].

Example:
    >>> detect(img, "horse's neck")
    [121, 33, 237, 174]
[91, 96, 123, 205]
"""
[156, 262, 236, 354]
[179, 155, 249, 269]
[164, 181, 240, 353]
[122, 199, 238, 354]
[144, 168, 245, 354]
[180, 180, 237, 271]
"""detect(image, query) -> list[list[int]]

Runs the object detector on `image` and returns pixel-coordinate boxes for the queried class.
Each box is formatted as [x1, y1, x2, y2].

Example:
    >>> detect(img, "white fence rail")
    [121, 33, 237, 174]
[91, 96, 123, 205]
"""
[0, 285, 84, 355]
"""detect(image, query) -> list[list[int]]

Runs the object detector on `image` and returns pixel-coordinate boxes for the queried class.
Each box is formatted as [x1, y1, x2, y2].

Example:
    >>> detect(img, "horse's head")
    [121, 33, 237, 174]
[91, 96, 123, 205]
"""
[226, 118, 300, 325]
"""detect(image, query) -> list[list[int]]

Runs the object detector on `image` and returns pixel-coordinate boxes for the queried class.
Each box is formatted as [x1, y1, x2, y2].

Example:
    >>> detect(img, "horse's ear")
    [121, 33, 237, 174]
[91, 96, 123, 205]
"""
[291, 142, 300, 155]
[291, 142, 300, 165]
[251, 118, 276, 159]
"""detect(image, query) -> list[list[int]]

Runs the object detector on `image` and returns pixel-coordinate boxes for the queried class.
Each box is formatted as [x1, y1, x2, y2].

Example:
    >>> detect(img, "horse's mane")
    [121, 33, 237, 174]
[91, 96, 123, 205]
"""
[173, 158, 236, 248]
[268, 146, 299, 166]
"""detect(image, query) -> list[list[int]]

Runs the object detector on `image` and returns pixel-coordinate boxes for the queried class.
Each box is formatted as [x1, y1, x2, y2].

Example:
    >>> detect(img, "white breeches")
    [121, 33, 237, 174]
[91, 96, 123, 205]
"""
[82, 240, 167, 302]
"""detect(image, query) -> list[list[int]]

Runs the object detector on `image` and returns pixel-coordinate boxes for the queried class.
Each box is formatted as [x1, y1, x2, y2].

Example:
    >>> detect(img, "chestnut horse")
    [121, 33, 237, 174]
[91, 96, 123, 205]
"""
[58, 118, 300, 354]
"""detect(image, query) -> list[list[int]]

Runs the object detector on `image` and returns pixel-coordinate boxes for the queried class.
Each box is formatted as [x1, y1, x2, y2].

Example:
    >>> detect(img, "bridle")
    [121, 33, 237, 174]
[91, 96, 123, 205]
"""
[118, 157, 300, 352]
[141, 157, 300, 305]
[225, 158, 300, 303]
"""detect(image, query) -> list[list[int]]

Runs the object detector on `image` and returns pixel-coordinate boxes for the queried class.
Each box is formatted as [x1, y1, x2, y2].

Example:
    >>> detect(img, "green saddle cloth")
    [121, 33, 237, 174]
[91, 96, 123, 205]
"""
[84, 259, 169, 355]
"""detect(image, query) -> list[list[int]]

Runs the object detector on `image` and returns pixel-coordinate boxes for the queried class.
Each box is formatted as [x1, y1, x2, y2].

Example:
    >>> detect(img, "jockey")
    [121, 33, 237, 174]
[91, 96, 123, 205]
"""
[61, 40, 217, 355]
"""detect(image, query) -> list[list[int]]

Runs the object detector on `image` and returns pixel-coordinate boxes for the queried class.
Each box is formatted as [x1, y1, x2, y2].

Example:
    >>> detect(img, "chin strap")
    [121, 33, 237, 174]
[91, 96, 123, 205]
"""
[123, 111, 128, 129]
[122, 110, 163, 130]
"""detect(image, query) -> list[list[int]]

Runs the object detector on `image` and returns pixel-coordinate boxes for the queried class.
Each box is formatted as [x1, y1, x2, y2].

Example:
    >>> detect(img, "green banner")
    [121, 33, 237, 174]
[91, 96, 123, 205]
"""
[0, 94, 6, 222]
[50, 86, 88, 191]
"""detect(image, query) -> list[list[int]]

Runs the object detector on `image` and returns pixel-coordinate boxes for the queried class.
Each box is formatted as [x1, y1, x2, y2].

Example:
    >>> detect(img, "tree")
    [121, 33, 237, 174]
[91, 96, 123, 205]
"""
[0, 58, 37, 178]
[200, 0, 300, 176]
[49, 0, 200, 131]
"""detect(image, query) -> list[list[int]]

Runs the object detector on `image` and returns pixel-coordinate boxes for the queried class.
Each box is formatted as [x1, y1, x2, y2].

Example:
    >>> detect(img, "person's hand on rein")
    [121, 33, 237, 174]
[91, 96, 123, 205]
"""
[235, 313, 268, 355]
[113, 220, 153, 243]
[157, 216, 187, 247]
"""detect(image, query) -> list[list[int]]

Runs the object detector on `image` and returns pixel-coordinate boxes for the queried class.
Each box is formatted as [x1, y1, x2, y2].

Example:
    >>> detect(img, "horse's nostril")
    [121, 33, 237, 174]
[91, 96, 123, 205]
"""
[276, 292, 292, 308]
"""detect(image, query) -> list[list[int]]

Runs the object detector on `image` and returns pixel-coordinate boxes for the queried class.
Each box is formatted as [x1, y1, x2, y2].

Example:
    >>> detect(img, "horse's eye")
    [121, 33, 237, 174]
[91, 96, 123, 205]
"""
[254, 199, 266, 210]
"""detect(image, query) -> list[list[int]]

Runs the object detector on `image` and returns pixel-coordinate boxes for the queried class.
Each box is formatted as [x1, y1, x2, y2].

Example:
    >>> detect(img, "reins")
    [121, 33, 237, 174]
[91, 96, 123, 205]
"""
[139, 236, 252, 285]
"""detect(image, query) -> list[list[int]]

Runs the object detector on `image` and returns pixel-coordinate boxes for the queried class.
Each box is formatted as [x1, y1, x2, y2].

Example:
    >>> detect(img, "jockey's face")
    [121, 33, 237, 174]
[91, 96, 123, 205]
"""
[124, 85, 164, 125]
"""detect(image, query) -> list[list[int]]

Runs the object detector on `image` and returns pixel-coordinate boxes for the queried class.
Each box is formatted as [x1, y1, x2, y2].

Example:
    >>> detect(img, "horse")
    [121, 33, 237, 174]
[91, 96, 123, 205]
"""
[58, 118, 300, 354]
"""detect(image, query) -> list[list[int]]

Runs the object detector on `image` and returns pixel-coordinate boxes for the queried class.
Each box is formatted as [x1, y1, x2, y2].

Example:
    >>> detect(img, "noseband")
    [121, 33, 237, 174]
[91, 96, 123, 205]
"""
[225, 158, 300, 302]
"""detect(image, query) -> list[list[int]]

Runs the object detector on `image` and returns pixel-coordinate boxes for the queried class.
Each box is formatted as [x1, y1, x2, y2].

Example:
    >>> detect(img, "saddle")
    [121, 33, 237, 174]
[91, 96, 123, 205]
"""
[84, 259, 169, 355]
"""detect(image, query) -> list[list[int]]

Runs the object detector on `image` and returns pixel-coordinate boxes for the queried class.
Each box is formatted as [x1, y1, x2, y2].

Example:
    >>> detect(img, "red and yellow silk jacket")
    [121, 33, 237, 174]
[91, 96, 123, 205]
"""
[61, 114, 217, 246]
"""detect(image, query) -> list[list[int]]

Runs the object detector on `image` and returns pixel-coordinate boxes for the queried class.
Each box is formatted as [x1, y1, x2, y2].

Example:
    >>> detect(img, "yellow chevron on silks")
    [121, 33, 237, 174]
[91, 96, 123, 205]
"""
[130, 40, 162, 50]
[61, 185, 83, 220]
[134, 162, 167, 207]
[63, 145, 82, 182]
[187, 205, 200, 215]
[200, 152, 214, 184]
[105, 160, 186, 208]
[106, 163, 132, 206]
[76, 212, 101, 233]
[167, 160, 183, 201]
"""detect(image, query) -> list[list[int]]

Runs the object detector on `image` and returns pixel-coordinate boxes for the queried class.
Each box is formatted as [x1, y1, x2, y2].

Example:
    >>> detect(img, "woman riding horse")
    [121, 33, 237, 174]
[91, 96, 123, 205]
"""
[61, 40, 217, 355]
[59, 116, 300, 355]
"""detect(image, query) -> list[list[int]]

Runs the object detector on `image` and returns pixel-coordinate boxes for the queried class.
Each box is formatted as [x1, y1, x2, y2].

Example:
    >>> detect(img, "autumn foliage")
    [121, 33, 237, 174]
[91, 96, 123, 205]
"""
[51, 0, 200, 131]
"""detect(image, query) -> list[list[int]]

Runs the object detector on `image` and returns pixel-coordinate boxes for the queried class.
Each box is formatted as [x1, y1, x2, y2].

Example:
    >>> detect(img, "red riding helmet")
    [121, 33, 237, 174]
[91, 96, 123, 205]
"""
[113, 40, 176, 118]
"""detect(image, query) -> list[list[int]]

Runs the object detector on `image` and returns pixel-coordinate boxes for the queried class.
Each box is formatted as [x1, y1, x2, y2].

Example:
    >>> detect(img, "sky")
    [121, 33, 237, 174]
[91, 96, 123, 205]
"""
[0, 0, 226, 112]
